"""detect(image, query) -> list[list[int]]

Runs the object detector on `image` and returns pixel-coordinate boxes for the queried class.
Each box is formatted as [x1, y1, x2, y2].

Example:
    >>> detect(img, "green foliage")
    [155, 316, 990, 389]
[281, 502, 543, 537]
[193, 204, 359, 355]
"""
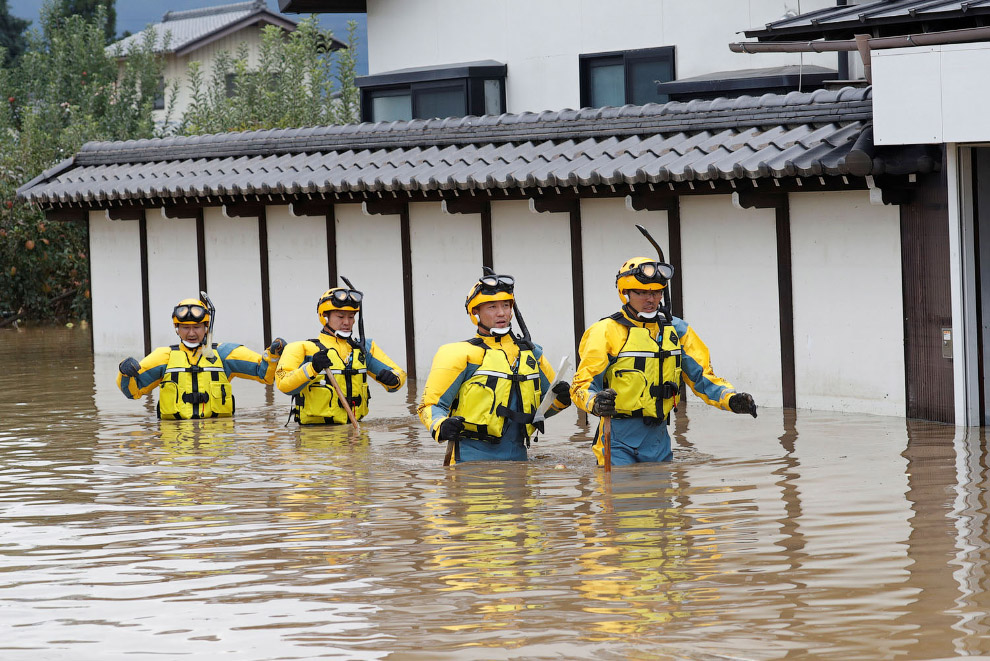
[0, 2, 164, 324]
[179, 17, 360, 135]
[0, 0, 29, 64]
[54, 0, 116, 44]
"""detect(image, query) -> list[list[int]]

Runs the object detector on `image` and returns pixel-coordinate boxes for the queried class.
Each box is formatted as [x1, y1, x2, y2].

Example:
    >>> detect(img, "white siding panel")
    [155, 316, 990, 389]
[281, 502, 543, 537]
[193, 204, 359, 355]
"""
[266, 205, 329, 344]
[336, 204, 407, 371]
[409, 202, 484, 378]
[790, 191, 905, 415]
[203, 206, 265, 351]
[579, 197, 668, 329]
[368, 0, 835, 113]
[491, 200, 573, 363]
[89, 211, 144, 354]
[679, 196, 782, 407]
[145, 211, 200, 350]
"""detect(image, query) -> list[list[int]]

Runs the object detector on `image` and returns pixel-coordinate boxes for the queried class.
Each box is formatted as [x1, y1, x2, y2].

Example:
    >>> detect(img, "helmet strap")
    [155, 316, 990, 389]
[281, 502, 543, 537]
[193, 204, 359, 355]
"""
[181, 338, 204, 349]
[477, 322, 512, 338]
[623, 303, 661, 324]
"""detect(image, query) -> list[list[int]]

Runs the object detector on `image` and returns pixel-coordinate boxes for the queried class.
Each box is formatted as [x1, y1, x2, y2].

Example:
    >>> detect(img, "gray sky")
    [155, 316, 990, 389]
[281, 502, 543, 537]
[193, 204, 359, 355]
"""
[8, 0, 369, 74]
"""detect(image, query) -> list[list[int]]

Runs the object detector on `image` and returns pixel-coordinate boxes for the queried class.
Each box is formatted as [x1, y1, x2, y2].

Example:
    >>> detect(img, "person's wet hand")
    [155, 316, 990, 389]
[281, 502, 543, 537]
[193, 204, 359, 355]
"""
[311, 349, 331, 373]
[729, 392, 758, 418]
[437, 415, 465, 442]
[552, 381, 571, 406]
[590, 388, 617, 417]
[118, 357, 141, 378]
[378, 370, 400, 388]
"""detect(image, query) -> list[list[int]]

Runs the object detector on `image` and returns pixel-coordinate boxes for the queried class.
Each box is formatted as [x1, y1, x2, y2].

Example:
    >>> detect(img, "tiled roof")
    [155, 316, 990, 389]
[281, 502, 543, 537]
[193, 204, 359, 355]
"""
[17, 87, 938, 208]
[746, 0, 990, 40]
[110, 0, 297, 56]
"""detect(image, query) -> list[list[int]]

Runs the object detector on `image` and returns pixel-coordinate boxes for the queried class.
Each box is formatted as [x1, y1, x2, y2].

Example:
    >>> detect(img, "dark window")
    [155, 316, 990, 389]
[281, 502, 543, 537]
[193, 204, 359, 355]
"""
[225, 73, 237, 98]
[357, 61, 506, 123]
[579, 46, 675, 108]
[153, 76, 165, 110]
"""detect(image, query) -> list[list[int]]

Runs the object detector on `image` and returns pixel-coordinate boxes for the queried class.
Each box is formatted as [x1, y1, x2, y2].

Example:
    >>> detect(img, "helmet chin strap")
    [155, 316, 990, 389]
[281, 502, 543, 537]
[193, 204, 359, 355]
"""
[624, 303, 660, 323]
[477, 322, 513, 337]
[324, 325, 353, 339]
[181, 338, 204, 349]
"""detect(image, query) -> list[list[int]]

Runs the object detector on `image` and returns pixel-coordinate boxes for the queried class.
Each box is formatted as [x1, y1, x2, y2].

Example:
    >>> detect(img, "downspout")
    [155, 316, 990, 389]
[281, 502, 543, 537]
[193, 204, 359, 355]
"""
[837, 0, 849, 80]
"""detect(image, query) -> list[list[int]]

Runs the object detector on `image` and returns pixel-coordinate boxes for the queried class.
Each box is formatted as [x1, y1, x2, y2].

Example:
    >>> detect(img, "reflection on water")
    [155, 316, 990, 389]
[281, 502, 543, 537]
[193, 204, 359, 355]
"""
[2, 327, 989, 660]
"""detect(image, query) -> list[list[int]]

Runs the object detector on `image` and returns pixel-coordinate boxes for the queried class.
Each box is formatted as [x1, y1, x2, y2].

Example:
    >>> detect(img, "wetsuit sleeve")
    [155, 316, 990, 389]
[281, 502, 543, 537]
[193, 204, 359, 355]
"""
[217, 343, 279, 384]
[571, 320, 616, 413]
[417, 343, 471, 442]
[676, 320, 736, 410]
[275, 341, 320, 395]
[366, 338, 407, 392]
[117, 346, 171, 399]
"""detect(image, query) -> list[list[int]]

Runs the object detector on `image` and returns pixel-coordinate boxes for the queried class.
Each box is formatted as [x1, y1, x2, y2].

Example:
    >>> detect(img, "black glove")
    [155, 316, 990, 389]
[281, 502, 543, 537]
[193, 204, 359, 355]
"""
[119, 357, 141, 378]
[311, 349, 331, 373]
[729, 392, 758, 418]
[437, 415, 465, 442]
[377, 370, 400, 388]
[268, 337, 286, 356]
[590, 388, 617, 417]
[552, 381, 571, 407]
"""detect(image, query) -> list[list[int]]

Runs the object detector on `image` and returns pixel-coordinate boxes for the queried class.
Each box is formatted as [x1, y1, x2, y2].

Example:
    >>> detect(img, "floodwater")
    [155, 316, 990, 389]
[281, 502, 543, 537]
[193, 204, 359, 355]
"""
[2, 328, 990, 661]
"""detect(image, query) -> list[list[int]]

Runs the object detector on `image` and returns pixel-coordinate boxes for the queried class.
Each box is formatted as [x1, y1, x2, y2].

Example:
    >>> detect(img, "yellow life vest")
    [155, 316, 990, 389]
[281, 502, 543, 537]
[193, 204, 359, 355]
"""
[451, 338, 542, 442]
[157, 345, 234, 420]
[294, 340, 370, 425]
[604, 315, 682, 421]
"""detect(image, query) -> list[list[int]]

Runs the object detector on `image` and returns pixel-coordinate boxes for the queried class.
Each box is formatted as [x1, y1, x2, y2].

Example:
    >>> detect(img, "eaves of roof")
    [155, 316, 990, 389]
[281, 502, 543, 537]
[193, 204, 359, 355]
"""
[746, 0, 990, 40]
[278, 0, 366, 13]
[175, 10, 299, 56]
[15, 87, 940, 208]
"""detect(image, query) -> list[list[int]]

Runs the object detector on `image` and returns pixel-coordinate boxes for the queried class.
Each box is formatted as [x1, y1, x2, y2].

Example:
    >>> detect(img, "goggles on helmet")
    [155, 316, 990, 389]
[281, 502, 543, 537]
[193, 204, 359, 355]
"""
[470, 274, 515, 298]
[615, 261, 674, 286]
[172, 303, 208, 324]
[322, 288, 363, 308]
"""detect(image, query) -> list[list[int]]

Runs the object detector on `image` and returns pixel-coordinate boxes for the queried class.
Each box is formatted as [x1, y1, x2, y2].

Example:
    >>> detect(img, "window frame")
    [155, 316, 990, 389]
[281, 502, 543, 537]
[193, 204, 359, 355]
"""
[357, 62, 507, 123]
[579, 46, 676, 108]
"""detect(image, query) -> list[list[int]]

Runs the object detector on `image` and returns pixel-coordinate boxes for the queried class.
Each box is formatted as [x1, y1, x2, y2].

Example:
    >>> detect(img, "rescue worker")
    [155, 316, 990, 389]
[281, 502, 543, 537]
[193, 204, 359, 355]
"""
[572, 257, 757, 467]
[275, 285, 406, 424]
[418, 271, 572, 464]
[117, 298, 285, 419]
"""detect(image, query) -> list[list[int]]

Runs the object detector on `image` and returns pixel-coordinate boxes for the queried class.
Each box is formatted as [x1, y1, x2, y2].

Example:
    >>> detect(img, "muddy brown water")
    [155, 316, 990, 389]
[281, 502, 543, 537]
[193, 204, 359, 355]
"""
[2, 327, 990, 660]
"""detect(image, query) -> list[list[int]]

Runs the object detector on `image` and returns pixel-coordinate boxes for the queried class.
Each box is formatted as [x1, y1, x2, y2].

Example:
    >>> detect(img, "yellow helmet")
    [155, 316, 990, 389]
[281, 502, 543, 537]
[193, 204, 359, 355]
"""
[616, 257, 673, 305]
[317, 287, 362, 326]
[465, 274, 514, 325]
[172, 298, 210, 325]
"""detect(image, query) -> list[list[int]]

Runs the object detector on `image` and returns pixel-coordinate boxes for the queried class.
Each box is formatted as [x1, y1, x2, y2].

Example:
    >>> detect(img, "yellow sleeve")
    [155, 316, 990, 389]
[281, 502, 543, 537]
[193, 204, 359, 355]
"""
[417, 342, 473, 441]
[275, 340, 320, 395]
[571, 320, 619, 413]
[367, 340, 407, 392]
[116, 346, 171, 399]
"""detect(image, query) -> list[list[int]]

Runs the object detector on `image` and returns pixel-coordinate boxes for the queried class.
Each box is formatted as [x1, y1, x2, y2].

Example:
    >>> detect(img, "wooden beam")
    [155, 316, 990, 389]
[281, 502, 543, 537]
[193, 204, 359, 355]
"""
[106, 208, 145, 221]
[442, 197, 487, 215]
[529, 196, 577, 214]
[733, 191, 786, 210]
[223, 202, 265, 218]
[626, 192, 677, 212]
[363, 199, 407, 216]
[291, 199, 332, 217]
[45, 208, 87, 222]
[162, 204, 201, 220]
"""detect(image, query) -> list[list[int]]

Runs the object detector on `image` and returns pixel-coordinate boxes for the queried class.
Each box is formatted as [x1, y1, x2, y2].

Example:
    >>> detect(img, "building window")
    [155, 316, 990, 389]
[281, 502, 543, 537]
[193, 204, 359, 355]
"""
[357, 61, 507, 123]
[153, 76, 165, 110]
[579, 46, 675, 108]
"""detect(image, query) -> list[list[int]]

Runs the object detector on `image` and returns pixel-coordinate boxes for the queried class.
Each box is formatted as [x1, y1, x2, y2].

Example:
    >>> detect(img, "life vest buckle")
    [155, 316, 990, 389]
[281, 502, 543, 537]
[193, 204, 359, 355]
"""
[181, 392, 210, 404]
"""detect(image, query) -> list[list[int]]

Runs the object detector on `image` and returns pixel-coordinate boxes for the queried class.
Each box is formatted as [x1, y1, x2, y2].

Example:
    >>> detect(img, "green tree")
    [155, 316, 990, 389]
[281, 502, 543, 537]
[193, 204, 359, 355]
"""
[0, 2, 165, 324]
[0, 0, 29, 64]
[179, 17, 361, 135]
[55, 0, 116, 44]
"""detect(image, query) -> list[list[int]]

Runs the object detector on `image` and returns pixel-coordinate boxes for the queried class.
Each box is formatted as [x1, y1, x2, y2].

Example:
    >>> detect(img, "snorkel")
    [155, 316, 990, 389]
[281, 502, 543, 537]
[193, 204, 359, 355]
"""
[340, 276, 366, 353]
[199, 290, 216, 358]
[633, 224, 673, 322]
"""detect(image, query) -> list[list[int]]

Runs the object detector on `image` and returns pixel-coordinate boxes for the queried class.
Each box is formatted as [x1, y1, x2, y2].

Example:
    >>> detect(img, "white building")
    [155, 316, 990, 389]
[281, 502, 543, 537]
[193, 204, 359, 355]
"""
[18, 1, 951, 423]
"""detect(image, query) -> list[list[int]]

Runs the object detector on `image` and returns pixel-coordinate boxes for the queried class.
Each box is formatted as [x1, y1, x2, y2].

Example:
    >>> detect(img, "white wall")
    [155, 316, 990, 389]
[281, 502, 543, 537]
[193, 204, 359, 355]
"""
[491, 200, 573, 362]
[580, 197, 668, 326]
[679, 196, 782, 407]
[336, 203, 407, 369]
[145, 210, 200, 349]
[873, 42, 990, 145]
[266, 205, 330, 343]
[790, 191, 905, 415]
[203, 206, 265, 351]
[408, 202, 484, 377]
[89, 212, 144, 355]
[367, 0, 836, 113]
